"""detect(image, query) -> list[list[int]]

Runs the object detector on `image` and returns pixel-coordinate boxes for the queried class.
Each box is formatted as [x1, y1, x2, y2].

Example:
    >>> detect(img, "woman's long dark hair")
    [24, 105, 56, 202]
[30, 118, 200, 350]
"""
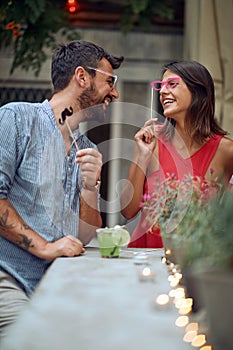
[160, 61, 227, 144]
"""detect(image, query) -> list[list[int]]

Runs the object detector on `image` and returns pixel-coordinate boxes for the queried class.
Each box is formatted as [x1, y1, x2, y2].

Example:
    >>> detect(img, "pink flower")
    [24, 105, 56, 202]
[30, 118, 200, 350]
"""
[142, 193, 151, 202]
[210, 168, 215, 175]
[139, 173, 221, 227]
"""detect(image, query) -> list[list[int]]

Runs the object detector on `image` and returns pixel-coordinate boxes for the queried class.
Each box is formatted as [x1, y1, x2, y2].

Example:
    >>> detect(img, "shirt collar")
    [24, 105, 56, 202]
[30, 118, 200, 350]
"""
[42, 99, 81, 141]
[41, 99, 57, 129]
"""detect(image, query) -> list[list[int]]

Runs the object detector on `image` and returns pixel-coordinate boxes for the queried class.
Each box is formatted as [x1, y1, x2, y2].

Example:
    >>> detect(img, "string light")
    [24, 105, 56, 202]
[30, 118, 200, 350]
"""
[175, 315, 189, 327]
[161, 254, 212, 349]
[191, 334, 206, 347]
[183, 330, 197, 342]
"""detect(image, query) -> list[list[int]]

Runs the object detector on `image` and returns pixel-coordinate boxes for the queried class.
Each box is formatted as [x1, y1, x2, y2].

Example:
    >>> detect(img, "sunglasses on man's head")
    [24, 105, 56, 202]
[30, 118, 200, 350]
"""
[86, 66, 118, 88]
[150, 77, 180, 91]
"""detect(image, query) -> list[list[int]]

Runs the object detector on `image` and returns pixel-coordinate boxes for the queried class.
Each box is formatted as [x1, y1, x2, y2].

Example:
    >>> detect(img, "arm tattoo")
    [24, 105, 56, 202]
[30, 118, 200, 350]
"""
[0, 209, 34, 250]
[21, 223, 30, 230]
[0, 209, 15, 231]
[17, 234, 34, 250]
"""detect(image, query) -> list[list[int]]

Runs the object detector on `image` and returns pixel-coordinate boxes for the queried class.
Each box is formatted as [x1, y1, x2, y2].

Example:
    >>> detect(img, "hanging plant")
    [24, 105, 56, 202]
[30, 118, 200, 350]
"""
[0, 0, 179, 76]
[0, 0, 80, 76]
[119, 0, 175, 33]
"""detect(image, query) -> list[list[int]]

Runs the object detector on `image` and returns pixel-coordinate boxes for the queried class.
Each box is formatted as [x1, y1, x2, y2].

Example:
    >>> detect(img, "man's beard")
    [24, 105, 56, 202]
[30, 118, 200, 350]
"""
[79, 84, 98, 110]
[78, 84, 108, 123]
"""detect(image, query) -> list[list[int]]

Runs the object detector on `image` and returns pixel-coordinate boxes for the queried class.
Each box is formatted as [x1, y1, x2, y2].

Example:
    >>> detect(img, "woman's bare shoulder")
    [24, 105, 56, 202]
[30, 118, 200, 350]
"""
[219, 137, 233, 175]
[220, 136, 233, 154]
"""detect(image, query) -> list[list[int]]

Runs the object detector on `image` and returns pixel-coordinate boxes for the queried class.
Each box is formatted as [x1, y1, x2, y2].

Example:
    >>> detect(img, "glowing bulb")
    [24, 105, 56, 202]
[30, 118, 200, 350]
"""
[168, 275, 174, 282]
[156, 294, 169, 305]
[138, 266, 155, 281]
[185, 322, 198, 332]
[179, 306, 192, 315]
[175, 298, 193, 309]
[174, 272, 182, 280]
[170, 278, 179, 287]
[175, 315, 189, 327]
[161, 256, 167, 264]
[142, 267, 153, 276]
[170, 287, 185, 299]
[183, 330, 197, 342]
[191, 334, 206, 347]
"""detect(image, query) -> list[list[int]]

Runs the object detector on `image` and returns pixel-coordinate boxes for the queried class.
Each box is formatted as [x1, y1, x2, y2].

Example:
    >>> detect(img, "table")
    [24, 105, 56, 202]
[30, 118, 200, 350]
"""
[1, 244, 192, 350]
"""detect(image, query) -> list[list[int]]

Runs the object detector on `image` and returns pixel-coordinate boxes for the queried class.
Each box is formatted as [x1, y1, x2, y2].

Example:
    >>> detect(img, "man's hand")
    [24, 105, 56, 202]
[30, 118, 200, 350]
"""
[75, 148, 103, 245]
[41, 235, 85, 261]
[76, 148, 102, 188]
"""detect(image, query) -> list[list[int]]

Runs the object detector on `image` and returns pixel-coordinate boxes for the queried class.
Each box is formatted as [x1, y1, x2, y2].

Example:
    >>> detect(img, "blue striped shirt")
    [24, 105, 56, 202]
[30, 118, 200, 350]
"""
[0, 100, 97, 295]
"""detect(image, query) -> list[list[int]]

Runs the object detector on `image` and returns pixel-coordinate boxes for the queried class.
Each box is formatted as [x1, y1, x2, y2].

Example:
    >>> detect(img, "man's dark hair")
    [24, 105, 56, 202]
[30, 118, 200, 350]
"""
[51, 40, 124, 92]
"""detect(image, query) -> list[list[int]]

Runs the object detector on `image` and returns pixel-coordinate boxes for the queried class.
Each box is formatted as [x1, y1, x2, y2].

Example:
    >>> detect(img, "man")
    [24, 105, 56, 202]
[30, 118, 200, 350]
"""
[0, 40, 124, 336]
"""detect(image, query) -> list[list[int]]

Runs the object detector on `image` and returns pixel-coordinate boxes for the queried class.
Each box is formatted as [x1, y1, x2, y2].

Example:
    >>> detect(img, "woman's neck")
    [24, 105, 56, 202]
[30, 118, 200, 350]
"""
[172, 125, 202, 158]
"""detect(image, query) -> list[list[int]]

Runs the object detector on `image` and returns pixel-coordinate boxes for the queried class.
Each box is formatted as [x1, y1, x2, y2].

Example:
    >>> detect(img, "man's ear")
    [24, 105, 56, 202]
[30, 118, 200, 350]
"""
[74, 66, 88, 87]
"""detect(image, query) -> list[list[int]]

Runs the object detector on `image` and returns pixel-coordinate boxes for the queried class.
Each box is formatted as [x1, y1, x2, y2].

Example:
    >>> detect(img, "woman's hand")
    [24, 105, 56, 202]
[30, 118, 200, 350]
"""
[135, 118, 160, 159]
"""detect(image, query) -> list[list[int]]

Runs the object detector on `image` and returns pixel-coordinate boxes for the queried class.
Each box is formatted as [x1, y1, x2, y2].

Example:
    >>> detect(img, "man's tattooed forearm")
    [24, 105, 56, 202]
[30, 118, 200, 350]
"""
[21, 223, 31, 230]
[0, 209, 34, 250]
[17, 234, 34, 250]
[0, 209, 15, 231]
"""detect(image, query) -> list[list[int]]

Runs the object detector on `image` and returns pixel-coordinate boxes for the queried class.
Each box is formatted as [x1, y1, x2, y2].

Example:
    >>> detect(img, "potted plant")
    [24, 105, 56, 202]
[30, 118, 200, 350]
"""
[161, 188, 233, 349]
[142, 173, 233, 349]
[140, 171, 224, 311]
[189, 191, 233, 350]
[141, 172, 220, 265]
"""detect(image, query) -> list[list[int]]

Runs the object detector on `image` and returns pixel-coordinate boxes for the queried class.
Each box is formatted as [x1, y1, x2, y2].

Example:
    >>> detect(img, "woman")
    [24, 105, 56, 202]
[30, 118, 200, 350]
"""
[120, 61, 233, 248]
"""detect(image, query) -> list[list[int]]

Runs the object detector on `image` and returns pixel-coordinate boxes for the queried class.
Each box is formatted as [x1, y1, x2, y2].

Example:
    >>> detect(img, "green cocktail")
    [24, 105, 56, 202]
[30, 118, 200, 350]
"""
[96, 226, 130, 258]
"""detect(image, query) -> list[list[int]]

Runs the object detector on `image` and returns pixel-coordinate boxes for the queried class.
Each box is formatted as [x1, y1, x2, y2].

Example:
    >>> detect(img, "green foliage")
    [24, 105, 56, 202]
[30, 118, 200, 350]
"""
[119, 0, 174, 33]
[0, 0, 177, 76]
[24, 0, 47, 24]
[145, 171, 233, 270]
[142, 173, 221, 234]
[207, 191, 233, 267]
[0, 0, 79, 76]
[173, 190, 233, 270]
